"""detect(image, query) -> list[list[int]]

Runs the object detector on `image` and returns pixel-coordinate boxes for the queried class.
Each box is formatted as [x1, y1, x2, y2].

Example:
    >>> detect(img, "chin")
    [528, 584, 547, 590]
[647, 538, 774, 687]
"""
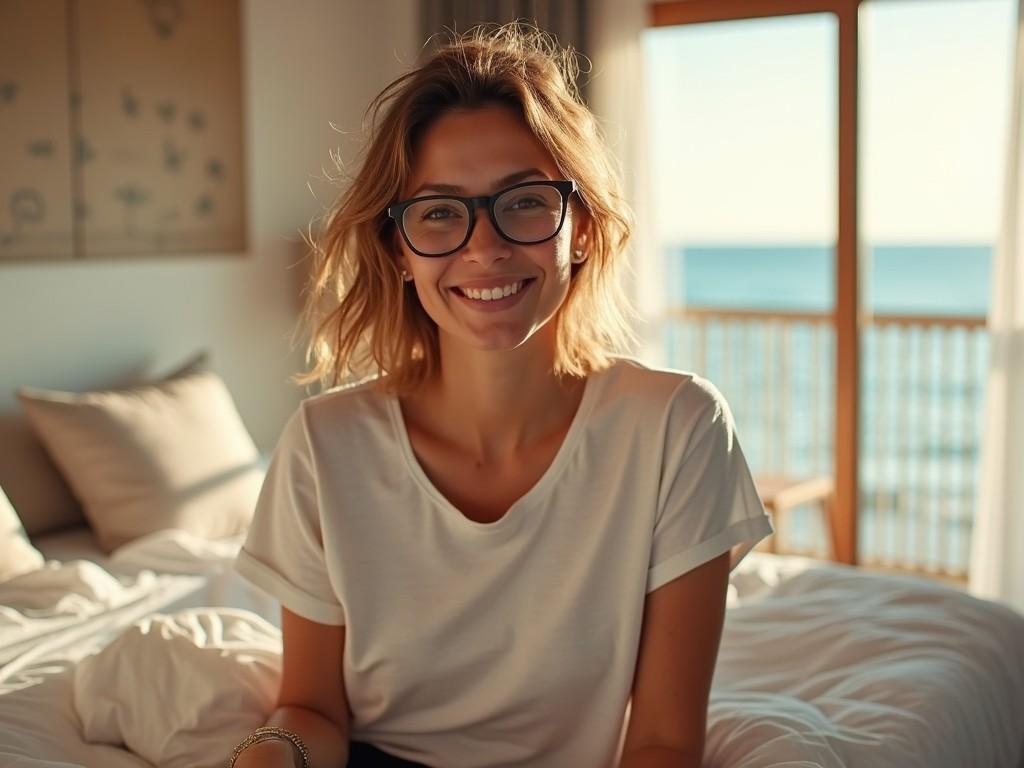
[441, 324, 542, 355]
[468, 332, 534, 352]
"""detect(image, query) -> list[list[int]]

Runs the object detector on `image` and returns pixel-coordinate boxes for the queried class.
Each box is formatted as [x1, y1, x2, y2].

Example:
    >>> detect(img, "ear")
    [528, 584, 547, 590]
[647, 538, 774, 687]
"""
[575, 230, 589, 252]
[389, 224, 404, 257]
[572, 207, 593, 253]
[387, 225, 410, 273]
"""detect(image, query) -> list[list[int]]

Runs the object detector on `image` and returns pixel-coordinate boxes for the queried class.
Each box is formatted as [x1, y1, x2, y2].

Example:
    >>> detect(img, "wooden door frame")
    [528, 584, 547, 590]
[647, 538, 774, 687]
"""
[649, 0, 862, 565]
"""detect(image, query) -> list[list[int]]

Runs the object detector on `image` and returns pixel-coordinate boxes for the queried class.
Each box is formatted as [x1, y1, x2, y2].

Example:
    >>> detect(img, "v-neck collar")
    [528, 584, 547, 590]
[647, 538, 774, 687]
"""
[387, 369, 603, 534]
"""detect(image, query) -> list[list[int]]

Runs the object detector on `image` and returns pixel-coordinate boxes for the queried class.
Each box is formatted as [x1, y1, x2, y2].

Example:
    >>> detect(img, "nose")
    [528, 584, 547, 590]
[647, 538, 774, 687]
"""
[461, 209, 511, 267]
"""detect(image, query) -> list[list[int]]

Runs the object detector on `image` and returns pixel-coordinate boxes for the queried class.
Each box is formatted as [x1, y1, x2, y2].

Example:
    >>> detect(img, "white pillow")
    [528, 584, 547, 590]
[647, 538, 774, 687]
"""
[17, 369, 264, 553]
[0, 485, 45, 582]
[73, 608, 280, 768]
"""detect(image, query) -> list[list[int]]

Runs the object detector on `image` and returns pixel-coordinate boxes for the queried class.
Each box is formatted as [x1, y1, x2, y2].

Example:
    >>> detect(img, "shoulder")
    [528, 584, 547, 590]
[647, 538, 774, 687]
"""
[300, 374, 385, 418]
[279, 375, 392, 453]
[599, 356, 731, 428]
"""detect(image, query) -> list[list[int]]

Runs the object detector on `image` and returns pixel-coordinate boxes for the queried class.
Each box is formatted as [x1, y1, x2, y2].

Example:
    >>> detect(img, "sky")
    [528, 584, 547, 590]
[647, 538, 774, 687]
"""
[642, 0, 1016, 246]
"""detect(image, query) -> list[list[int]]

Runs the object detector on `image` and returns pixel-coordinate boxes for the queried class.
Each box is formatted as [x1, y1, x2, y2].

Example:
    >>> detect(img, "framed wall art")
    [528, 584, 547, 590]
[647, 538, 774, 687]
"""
[0, 0, 246, 261]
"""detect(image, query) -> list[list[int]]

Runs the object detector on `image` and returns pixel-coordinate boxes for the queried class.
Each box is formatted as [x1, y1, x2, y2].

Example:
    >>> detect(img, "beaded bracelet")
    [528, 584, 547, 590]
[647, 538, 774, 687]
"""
[227, 726, 311, 768]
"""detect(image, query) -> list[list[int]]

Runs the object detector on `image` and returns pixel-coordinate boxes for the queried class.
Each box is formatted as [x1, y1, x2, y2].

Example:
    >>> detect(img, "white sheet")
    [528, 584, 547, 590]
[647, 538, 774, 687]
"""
[74, 608, 280, 768]
[707, 555, 1024, 768]
[0, 531, 275, 768]
[1, 539, 1022, 768]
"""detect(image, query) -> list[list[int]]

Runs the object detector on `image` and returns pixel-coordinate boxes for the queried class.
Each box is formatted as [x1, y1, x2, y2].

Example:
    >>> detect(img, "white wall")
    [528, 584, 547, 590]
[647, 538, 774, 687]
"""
[0, 0, 419, 450]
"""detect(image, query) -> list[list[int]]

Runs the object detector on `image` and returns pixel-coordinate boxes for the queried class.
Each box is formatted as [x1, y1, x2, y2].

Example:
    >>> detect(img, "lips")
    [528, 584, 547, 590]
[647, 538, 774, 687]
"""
[451, 277, 536, 299]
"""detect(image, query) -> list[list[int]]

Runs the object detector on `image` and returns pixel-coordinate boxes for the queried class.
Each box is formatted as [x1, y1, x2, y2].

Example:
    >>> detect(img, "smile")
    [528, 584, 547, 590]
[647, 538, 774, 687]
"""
[456, 279, 527, 301]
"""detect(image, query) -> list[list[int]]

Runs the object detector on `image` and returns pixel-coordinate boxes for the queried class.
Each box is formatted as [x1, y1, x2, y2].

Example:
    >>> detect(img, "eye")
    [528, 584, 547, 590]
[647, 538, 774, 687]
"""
[505, 195, 546, 211]
[421, 204, 462, 221]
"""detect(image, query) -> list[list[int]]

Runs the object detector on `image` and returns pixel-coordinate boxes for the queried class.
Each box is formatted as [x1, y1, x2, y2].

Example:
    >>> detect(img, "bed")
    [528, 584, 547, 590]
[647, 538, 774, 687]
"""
[2, 522, 1022, 768]
[1, 362, 1022, 767]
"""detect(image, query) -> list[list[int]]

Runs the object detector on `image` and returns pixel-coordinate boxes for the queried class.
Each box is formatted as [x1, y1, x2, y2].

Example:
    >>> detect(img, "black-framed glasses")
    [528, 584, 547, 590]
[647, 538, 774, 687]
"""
[386, 179, 577, 257]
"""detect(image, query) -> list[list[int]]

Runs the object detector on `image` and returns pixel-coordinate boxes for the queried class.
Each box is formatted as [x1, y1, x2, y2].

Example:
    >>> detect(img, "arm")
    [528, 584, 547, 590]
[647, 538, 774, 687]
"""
[618, 551, 732, 768]
[233, 607, 351, 768]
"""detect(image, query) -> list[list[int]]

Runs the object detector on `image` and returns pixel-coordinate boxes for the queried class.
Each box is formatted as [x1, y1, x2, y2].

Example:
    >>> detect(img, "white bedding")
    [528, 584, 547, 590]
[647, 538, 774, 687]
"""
[0, 531, 276, 768]
[1, 535, 1022, 768]
[710, 557, 1024, 767]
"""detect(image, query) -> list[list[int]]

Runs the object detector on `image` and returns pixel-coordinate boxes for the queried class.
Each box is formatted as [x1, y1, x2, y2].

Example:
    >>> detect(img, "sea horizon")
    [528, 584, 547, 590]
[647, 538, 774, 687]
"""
[669, 243, 992, 316]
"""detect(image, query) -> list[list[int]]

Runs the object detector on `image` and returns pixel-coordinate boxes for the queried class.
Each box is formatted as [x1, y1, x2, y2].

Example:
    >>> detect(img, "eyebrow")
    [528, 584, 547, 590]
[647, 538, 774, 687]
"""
[409, 168, 548, 198]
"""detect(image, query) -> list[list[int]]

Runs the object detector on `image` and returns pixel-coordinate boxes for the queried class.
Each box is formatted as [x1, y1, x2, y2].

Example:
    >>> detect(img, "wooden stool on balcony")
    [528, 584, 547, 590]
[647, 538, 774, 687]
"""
[754, 473, 836, 560]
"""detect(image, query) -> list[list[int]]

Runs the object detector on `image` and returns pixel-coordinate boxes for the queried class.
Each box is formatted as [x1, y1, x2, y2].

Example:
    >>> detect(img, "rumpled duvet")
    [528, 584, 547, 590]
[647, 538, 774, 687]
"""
[1, 533, 1022, 768]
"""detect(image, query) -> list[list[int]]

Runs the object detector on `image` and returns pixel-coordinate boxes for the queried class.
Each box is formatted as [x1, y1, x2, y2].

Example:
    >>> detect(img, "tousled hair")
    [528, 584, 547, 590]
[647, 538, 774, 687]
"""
[293, 23, 638, 396]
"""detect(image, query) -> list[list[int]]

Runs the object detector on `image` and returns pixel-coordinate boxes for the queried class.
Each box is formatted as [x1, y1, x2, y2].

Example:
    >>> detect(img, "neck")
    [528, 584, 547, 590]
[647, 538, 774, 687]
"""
[409, 330, 587, 464]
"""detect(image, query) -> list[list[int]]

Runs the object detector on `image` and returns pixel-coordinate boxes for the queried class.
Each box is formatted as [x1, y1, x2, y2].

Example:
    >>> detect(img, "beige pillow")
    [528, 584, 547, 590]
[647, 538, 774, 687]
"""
[1, 352, 211, 538]
[0, 484, 46, 581]
[17, 368, 263, 553]
[0, 412, 83, 537]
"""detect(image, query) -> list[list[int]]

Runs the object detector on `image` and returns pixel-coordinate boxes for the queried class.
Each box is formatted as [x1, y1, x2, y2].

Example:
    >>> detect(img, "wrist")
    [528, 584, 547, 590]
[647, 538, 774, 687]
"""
[231, 737, 302, 768]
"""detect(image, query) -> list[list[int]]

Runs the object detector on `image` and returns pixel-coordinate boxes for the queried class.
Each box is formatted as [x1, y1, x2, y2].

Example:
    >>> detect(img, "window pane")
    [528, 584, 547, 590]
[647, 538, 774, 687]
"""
[643, 2, 1014, 573]
[643, 14, 837, 313]
[643, 15, 838, 556]
[859, 0, 1013, 574]
[861, 0, 1012, 316]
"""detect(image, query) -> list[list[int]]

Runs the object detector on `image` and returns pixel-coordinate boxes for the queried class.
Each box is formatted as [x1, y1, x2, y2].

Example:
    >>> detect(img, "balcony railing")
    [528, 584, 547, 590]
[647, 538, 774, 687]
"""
[664, 306, 989, 581]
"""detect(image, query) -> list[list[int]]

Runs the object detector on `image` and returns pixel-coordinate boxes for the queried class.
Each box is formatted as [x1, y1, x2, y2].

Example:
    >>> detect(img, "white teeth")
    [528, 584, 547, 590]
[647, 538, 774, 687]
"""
[462, 280, 525, 301]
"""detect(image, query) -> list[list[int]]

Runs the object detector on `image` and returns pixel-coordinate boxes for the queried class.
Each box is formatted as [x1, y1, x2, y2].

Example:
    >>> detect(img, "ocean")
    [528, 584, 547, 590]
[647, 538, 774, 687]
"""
[670, 244, 992, 315]
[662, 244, 992, 570]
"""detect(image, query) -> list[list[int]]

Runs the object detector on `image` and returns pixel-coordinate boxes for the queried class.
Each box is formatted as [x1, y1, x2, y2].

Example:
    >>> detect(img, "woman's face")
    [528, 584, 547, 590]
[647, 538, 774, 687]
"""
[396, 103, 584, 355]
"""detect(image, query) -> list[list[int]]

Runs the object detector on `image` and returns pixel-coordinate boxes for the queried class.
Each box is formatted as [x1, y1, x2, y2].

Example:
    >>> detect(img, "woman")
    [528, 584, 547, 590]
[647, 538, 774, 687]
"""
[229, 24, 773, 768]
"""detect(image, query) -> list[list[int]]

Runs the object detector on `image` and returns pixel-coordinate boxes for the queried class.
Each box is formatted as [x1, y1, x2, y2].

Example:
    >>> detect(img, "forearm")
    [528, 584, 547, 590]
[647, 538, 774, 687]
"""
[232, 705, 349, 768]
[618, 745, 703, 768]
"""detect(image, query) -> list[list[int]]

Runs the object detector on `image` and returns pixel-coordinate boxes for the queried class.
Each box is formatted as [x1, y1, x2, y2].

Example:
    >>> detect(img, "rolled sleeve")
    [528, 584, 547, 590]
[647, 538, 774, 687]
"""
[234, 406, 345, 625]
[648, 377, 774, 594]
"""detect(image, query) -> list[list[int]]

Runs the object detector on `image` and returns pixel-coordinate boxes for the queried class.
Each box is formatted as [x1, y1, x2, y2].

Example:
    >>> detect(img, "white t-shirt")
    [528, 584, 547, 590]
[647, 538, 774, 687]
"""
[235, 356, 774, 768]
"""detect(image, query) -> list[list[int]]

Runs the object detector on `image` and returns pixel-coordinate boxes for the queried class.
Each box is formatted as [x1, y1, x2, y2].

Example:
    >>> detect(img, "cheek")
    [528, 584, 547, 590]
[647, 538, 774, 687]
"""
[410, 262, 449, 302]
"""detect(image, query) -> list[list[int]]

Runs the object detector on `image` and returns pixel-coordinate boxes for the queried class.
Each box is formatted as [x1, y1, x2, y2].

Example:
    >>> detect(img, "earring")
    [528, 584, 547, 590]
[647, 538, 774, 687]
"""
[571, 249, 586, 264]
[400, 269, 413, 282]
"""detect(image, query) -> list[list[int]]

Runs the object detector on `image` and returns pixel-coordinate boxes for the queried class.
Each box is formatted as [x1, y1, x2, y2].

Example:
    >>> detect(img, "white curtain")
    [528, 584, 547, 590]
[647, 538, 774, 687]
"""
[968, 0, 1024, 616]
[586, 0, 664, 365]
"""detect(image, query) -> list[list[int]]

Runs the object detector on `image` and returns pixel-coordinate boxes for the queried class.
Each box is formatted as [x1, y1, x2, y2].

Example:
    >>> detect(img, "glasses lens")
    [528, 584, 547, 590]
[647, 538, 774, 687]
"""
[493, 184, 565, 244]
[402, 198, 470, 255]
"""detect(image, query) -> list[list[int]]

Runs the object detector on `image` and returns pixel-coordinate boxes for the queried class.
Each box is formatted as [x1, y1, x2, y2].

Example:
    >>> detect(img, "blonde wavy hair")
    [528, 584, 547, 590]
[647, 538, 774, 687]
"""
[293, 23, 638, 396]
